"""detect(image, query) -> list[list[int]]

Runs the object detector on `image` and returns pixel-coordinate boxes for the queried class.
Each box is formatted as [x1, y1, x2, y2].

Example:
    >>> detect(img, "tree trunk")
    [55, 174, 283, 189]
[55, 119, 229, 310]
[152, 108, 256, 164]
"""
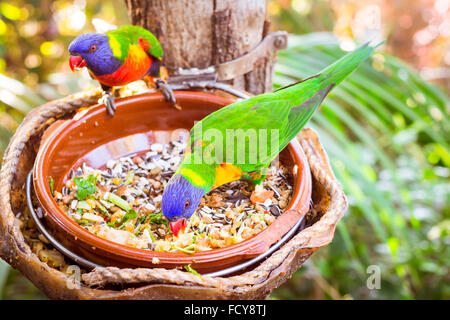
[124, 0, 277, 95]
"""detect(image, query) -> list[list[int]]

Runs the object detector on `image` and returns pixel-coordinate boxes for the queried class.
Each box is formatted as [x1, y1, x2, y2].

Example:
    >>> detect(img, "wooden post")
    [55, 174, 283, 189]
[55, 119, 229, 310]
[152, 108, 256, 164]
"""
[124, 0, 277, 95]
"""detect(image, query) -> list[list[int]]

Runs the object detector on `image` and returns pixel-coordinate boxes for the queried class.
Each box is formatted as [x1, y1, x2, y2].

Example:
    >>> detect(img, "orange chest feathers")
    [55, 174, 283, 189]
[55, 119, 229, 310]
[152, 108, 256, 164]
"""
[92, 44, 152, 87]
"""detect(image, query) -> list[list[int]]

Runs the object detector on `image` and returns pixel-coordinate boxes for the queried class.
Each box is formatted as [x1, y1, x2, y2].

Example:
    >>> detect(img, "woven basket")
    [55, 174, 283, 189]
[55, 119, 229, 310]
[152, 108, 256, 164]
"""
[0, 88, 347, 300]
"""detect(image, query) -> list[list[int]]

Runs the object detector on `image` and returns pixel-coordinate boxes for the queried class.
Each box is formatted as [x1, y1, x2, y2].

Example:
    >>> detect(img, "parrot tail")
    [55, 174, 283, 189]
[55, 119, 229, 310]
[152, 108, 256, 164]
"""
[314, 40, 384, 89]
[275, 41, 383, 150]
[276, 40, 384, 96]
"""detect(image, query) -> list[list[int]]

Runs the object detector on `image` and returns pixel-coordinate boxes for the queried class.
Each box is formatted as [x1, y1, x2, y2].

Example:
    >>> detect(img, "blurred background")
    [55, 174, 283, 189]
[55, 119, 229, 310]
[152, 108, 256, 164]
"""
[0, 0, 448, 299]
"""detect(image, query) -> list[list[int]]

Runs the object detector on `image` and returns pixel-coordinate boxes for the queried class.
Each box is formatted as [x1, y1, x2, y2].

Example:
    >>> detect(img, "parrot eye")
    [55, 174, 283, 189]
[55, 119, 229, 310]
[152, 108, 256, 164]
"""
[89, 44, 97, 52]
[184, 199, 190, 209]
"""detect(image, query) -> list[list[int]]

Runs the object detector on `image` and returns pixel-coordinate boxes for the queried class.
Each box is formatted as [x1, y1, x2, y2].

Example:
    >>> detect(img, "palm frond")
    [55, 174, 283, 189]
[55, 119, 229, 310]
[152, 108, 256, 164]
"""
[273, 33, 450, 299]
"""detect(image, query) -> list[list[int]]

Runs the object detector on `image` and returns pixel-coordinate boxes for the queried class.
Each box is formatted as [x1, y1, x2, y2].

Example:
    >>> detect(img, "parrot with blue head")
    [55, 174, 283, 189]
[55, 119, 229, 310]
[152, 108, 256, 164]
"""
[161, 42, 381, 236]
[68, 25, 177, 116]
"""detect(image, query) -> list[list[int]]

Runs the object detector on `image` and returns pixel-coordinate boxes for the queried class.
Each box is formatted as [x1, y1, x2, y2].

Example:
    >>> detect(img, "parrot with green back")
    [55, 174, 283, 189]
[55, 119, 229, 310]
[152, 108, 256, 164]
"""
[161, 42, 381, 236]
[68, 25, 177, 116]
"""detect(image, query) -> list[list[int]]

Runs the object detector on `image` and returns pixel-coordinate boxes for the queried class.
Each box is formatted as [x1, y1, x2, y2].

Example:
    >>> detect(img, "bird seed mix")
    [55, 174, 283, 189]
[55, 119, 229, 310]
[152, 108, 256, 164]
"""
[52, 140, 293, 254]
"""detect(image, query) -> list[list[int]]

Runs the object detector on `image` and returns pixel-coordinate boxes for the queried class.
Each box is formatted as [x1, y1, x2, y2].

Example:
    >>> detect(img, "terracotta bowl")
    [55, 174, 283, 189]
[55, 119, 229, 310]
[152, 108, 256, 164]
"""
[33, 91, 312, 273]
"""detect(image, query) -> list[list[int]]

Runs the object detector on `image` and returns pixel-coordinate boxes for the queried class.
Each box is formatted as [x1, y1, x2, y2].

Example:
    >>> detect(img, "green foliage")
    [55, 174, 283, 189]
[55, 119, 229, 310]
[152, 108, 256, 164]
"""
[74, 174, 97, 201]
[108, 209, 138, 229]
[139, 212, 170, 227]
[0, 72, 92, 160]
[0, 260, 10, 299]
[271, 33, 450, 300]
[49, 176, 54, 196]
[184, 264, 202, 277]
[0, 265, 46, 300]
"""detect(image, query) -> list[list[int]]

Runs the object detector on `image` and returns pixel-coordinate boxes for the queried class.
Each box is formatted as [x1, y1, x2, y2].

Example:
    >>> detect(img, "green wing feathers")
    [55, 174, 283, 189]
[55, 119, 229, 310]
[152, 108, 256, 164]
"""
[275, 42, 379, 149]
[276, 42, 378, 105]
[188, 42, 379, 171]
[107, 25, 163, 60]
[190, 99, 291, 172]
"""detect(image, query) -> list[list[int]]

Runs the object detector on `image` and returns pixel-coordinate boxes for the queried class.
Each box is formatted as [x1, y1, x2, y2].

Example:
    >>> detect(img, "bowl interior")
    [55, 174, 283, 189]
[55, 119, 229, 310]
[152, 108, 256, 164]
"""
[43, 92, 231, 189]
[34, 91, 311, 272]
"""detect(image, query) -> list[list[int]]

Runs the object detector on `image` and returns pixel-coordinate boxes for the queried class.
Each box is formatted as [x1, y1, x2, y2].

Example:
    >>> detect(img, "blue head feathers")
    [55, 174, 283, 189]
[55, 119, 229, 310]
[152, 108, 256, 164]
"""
[161, 174, 205, 222]
[68, 33, 122, 76]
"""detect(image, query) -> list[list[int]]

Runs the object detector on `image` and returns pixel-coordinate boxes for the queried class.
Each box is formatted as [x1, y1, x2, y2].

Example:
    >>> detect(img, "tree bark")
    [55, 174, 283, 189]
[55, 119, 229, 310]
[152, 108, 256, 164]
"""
[124, 0, 275, 95]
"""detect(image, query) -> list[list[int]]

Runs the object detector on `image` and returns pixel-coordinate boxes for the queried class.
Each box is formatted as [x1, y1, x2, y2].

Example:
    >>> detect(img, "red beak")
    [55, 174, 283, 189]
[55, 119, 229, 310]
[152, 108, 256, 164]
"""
[69, 55, 86, 71]
[170, 219, 186, 237]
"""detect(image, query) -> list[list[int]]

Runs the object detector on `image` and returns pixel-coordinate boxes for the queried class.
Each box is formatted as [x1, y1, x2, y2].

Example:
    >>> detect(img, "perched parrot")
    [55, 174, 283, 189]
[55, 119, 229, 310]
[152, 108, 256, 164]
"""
[161, 42, 381, 236]
[68, 25, 176, 116]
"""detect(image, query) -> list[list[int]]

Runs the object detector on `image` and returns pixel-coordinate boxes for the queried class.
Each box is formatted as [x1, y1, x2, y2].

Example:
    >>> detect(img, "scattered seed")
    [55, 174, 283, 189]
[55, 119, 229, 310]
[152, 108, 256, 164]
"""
[52, 141, 293, 254]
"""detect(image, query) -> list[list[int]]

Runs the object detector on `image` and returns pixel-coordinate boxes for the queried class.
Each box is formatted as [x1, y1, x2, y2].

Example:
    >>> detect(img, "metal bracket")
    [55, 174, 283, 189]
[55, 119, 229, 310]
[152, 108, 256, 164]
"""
[167, 31, 288, 84]
[168, 81, 251, 100]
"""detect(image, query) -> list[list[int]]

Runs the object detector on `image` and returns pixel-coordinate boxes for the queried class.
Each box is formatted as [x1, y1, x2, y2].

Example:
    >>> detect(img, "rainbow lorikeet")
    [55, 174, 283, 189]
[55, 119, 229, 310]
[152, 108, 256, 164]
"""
[161, 42, 381, 236]
[68, 25, 176, 116]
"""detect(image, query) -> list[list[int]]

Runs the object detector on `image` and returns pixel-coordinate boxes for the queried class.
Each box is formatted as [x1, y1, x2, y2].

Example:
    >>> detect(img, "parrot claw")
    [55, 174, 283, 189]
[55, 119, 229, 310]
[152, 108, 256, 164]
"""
[99, 91, 116, 116]
[155, 79, 181, 110]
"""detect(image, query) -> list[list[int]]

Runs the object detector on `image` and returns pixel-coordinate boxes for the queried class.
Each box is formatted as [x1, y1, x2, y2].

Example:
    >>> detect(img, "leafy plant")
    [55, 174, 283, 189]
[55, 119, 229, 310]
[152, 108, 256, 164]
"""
[0, 260, 9, 299]
[271, 33, 449, 300]
[0, 72, 93, 160]
[74, 174, 97, 201]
